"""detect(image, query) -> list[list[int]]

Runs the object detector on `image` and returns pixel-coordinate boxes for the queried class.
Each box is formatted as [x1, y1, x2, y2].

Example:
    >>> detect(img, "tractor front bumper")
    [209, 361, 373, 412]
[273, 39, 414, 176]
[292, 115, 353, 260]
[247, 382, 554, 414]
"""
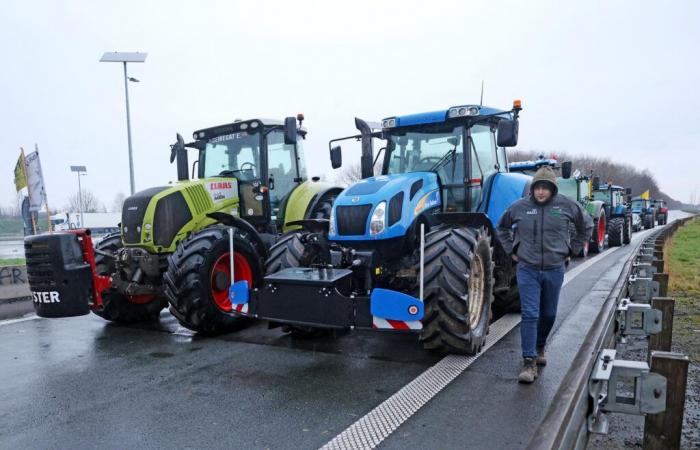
[232, 267, 424, 331]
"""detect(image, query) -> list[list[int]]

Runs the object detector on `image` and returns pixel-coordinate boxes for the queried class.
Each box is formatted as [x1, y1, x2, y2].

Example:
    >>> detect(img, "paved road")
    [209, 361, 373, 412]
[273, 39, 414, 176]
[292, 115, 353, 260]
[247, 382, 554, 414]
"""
[0, 218, 683, 450]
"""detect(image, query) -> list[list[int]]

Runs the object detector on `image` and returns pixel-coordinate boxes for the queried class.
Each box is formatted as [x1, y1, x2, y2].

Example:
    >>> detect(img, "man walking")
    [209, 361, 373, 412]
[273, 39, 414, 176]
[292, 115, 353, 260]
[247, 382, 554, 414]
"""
[496, 166, 592, 383]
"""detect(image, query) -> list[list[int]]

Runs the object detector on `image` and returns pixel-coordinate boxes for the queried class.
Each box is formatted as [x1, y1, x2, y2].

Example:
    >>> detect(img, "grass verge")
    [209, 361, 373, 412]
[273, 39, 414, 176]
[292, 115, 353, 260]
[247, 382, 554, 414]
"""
[667, 217, 700, 361]
[0, 258, 26, 266]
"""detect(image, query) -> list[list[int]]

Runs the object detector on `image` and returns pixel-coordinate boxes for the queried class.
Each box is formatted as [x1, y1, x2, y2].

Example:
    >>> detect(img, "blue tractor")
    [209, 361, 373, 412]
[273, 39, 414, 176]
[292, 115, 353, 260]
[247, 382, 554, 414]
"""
[228, 101, 530, 354]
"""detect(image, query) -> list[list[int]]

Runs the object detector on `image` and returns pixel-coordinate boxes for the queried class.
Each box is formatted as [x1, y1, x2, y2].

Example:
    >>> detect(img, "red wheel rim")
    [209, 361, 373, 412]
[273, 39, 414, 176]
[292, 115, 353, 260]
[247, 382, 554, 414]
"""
[598, 216, 606, 246]
[210, 251, 253, 312]
[127, 294, 155, 305]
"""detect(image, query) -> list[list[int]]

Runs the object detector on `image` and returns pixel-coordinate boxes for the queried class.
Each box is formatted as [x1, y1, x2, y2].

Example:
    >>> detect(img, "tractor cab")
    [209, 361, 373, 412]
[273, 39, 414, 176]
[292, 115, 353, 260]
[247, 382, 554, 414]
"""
[593, 183, 632, 218]
[327, 102, 526, 243]
[182, 116, 308, 233]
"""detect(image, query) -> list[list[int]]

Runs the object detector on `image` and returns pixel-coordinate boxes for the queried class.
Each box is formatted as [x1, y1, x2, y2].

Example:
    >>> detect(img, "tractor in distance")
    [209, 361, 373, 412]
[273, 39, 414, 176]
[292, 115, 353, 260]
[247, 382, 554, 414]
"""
[652, 199, 668, 225]
[227, 100, 528, 354]
[631, 196, 656, 230]
[25, 115, 342, 334]
[591, 182, 633, 247]
[555, 170, 607, 255]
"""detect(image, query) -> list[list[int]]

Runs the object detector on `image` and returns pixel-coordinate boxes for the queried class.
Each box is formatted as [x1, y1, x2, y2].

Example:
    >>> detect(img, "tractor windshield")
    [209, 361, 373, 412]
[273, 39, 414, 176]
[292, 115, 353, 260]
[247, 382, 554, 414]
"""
[592, 190, 610, 203]
[201, 130, 261, 180]
[631, 199, 646, 209]
[385, 124, 465, 179]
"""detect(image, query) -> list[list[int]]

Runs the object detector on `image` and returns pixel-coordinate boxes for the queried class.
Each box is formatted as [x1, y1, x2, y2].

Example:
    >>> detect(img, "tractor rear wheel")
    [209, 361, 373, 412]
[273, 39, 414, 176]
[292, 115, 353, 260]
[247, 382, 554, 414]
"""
[93, 233, 167, 323]
[623, 215, 632, 244]
[608, 217, 624, 247]
[164, 227, 264, 335]
[264, 232, 331, 338]
[589, 211, 606, 253]
[308, 193, 336, 220]
[643, 214, 654, 229]
[420, 226, 494, 355]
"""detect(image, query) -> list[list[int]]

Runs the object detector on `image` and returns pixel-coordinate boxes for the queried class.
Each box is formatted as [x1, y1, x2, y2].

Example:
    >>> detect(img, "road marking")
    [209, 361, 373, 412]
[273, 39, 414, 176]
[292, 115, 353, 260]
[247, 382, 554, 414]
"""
[0, 314, 40, 327]
[320, 230, 653, 450]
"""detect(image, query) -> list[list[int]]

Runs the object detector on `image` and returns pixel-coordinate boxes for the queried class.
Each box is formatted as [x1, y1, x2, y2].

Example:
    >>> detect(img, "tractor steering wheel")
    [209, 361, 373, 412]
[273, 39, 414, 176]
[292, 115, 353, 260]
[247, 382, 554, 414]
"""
[239, 162, 256, 172]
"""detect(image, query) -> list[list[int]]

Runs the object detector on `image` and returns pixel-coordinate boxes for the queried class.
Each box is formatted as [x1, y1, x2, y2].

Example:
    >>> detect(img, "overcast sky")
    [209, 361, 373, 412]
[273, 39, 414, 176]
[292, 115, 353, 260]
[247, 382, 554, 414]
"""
[2, 0, 699, 211]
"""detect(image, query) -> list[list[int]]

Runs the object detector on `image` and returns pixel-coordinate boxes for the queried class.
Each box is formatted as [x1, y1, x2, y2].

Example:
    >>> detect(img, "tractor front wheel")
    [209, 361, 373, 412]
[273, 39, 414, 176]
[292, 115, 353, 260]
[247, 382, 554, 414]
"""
[164, 227, 264, 335]
[623, 215, 632, 244]
[93, 233, 167, 323]
[608, 217, 624, 247]
[590, 211, 606, 254]
[420, 226, 494, 355]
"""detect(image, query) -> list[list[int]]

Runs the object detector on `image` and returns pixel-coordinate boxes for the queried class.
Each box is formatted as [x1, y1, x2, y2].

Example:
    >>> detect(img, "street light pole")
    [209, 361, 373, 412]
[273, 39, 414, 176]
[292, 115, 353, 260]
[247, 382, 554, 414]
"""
[70, 166, 87, 228]
[100, 51, 147, 196]
[77, 172, 83, 227]
[122, 61, 135, 196]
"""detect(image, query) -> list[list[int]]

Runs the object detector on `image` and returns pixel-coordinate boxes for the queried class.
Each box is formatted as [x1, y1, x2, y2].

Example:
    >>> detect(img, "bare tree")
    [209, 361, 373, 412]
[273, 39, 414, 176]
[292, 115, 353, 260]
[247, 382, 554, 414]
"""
[507, 149, 681, 207]
[65, 190, 103, 213]
[112, 192, 126, 213]
[334, 162, 383, 187]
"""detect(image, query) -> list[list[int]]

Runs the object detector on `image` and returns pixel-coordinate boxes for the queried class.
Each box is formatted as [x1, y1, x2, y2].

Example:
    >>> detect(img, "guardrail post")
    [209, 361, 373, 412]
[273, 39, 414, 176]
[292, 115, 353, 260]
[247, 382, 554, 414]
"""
[652, 273, 669, 297]
[653, 250, 663, 261]
[647, 298, 674, 362]
[652, 259, 664, 274]
[643, 352, 689, 450]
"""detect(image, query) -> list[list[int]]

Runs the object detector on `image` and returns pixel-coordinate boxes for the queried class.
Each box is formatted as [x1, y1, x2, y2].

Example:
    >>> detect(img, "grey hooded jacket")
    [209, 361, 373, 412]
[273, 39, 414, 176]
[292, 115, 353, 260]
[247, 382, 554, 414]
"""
[496, 194, 593, 270]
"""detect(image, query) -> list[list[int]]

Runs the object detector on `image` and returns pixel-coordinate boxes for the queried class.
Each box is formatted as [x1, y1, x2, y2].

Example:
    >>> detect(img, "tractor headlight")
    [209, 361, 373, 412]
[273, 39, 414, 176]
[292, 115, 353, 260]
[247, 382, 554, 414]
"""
[448, 105, 480, 118]
[382, 118, 397, 128]
[369, 201, 386, 235]
[329, 208, 336, 235]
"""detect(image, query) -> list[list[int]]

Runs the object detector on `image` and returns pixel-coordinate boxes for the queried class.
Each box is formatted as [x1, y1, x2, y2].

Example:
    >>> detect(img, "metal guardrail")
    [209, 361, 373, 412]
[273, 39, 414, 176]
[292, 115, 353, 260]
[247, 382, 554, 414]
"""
[527, 216, 695, 450]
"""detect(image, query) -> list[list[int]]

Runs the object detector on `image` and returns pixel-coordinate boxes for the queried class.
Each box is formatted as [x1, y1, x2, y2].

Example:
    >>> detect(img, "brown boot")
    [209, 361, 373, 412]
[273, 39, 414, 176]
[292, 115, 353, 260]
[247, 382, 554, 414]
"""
[536, 348, 547, 366]
[518, 358, 538, 384]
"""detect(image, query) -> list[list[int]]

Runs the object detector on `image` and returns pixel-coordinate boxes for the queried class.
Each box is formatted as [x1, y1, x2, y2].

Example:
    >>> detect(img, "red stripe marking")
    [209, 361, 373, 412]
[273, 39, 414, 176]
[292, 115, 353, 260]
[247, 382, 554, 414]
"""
[470, 178, 482, 184]
[386, 319, 410, 330]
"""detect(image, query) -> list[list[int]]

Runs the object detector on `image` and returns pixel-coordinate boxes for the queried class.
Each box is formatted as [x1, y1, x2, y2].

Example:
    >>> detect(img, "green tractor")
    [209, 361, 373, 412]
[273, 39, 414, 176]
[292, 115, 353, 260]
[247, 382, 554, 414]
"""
[557, 171, 607, 255]
[25, 115, 342, 334]
[591, 183, 633, 247]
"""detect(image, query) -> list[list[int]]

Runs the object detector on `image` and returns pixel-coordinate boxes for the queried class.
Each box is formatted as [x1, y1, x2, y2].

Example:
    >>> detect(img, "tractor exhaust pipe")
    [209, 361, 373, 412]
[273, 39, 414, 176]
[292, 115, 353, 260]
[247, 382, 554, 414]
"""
[171, 133, 189, 181]
[355, 117, 374, 179]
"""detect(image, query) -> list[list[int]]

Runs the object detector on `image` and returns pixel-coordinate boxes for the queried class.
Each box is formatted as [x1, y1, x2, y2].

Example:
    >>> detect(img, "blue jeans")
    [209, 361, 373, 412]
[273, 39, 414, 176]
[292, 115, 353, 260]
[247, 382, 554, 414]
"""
[517, 264, 565, 358]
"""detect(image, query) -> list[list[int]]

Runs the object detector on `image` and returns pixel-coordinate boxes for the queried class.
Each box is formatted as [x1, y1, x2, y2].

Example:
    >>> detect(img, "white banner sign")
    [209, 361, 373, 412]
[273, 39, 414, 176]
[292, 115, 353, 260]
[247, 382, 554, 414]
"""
[25, 151, 47, 212]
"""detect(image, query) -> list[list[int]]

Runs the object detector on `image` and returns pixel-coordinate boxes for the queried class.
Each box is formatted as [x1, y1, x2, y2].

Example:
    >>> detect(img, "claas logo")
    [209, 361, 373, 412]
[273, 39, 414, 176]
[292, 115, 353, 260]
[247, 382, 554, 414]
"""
[211, 182, 232, 190]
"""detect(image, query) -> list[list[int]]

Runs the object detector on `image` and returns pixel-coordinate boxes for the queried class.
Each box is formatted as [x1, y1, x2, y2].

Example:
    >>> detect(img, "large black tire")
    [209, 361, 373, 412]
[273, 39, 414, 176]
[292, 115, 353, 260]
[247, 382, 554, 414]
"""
[164, 227, 264, 335]
[264, 232, 330, 338]
[420, 226, 494, 355]
[643, 214, 654, 229]
[608, 217, 624, 247]
[623, 215, 632, 244]
[589, 211, 606, 254]
[92, 233, 167, 323]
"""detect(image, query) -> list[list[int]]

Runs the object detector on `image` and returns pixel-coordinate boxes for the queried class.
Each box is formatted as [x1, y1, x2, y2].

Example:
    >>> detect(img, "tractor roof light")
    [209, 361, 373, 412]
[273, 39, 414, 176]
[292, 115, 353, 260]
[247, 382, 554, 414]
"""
[382, 118, 397, 129]
[448, 105, 480, 119]
[513, 99, 522, 110]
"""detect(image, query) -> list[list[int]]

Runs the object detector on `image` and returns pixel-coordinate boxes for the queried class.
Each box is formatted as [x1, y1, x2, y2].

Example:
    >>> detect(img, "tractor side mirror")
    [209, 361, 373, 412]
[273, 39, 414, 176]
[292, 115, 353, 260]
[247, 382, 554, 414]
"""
[561, 161, 573, 179]
[496, 119, 519, 147]
[625, 187, 632, 195]
[330, 145, 342, 169]
[284, 116, 298, 145]
[592, 176, 600, 191]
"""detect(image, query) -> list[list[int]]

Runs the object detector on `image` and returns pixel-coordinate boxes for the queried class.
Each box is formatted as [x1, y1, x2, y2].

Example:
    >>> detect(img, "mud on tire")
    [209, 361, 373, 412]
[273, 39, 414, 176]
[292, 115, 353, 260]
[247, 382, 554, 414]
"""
[164, 227, 264, 335]
[420, 226, 494, 355]
[93, 233, 167, 323]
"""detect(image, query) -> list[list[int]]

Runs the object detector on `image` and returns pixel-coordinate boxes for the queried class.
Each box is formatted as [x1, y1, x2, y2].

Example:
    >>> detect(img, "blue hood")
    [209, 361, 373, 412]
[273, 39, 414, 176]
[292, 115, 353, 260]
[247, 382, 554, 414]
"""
[329, 172, 441, 241]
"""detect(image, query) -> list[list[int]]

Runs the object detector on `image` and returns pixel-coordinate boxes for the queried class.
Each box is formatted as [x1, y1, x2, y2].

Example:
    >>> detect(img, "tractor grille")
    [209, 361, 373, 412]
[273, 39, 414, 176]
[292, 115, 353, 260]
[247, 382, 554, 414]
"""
[185, 184, 213, 215]
[122, 187, 168, 244]
[336, 205, 372, 236]
[153, 192, 192, 247]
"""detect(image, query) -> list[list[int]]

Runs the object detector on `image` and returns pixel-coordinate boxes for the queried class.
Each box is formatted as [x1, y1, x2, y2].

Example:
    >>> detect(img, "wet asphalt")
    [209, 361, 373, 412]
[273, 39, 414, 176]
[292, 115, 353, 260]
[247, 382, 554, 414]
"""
[0, 227, 663, 450]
